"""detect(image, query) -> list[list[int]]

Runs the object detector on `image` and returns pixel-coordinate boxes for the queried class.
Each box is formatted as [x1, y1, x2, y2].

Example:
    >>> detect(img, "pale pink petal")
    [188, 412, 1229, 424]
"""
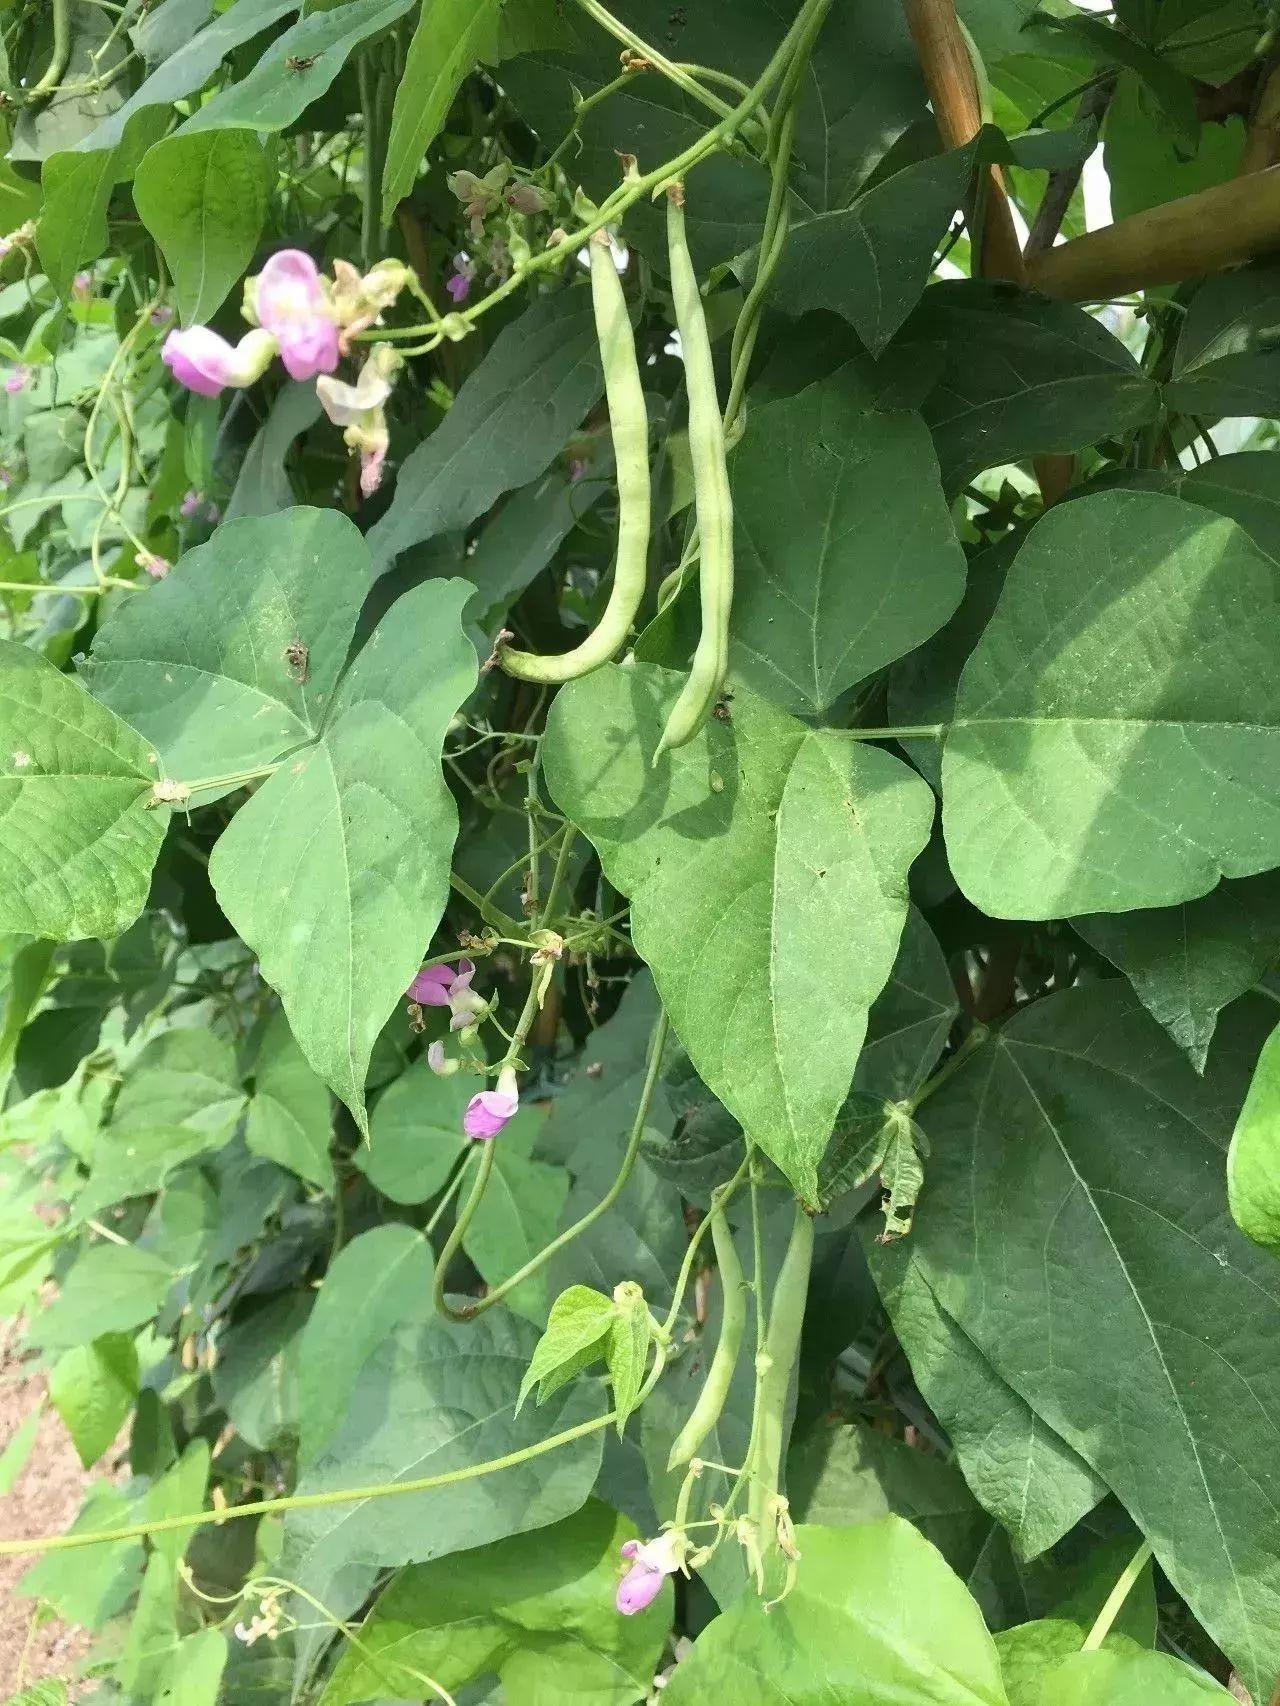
[407, 965, 453, 1005]
[463, 1088, 518, 1140]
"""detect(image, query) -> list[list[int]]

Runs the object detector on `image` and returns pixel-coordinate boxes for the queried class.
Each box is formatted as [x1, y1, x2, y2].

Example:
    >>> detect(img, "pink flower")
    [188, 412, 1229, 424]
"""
[162, 326, 277, 397]
[5, 365, 31, 395]
[446, 271, 471, 304]
[616, 1532, 684, 1615]
[136, 550, 171, 579]
[72, 271, 92, 301]
[317, 344, 400, 502]
[568, 458, 588, 483]
[407, 964, 455, 1006]
[253, 250, 339, 382]
[180, 488, 203, 519]
[150, 305, 174, 327]
[464, 1065, 519, 1141]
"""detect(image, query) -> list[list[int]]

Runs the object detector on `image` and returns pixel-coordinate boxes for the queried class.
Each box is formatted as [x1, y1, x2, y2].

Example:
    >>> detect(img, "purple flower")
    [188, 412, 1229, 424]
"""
[568, 458, 588, 483]
[407, 964, 455, 1006]
[616, 1532, 683, 1615]
[150, 305, 174, 327]
[162, 326, 277, 397]
[5, 365, 31, 395]
[445, 271, 471, 304]
[464, 1065, 519, 1141]
[72, 271, 92, 301]
[180, 488, 203, 519]
[253, 250, 339, 382]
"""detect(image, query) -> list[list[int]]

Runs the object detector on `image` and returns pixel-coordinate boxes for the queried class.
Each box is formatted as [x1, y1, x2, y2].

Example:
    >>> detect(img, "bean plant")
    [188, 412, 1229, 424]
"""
[4, 0, 1280, 1702]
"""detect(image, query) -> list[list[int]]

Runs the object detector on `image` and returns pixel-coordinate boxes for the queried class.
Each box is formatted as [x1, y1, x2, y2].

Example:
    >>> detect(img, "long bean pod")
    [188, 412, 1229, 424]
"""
[666, 1196, 747, 1469]
[499, 232, 650, 683]
[655, 187, 734, 760]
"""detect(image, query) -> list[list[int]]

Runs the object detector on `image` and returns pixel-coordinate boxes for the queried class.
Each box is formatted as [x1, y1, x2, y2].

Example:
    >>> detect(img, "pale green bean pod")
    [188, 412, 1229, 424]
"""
[498, 231, 650, 683]
[654, 187, 734, 761]
[666, 1198, 747, 1470]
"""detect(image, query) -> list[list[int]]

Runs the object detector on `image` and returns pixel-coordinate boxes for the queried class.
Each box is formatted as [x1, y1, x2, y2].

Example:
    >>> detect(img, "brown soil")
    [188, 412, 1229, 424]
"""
[0, 1320, 93, 1695]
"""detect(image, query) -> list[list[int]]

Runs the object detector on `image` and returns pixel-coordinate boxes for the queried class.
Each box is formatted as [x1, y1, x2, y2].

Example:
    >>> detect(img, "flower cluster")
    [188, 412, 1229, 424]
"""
[406, 959, 522, 1139]
[443, 162, 549, 304]
[161, 250, 413, 498]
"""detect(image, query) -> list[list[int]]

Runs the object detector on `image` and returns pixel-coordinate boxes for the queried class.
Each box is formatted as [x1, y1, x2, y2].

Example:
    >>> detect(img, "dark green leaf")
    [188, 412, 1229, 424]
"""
[728, 368, 965, 715]
[1228, 1019, 1280, 1253]
[359, 1055, 471, 1202]
[247, 1008, 334, 1189]
[543, 663, 934, 1199]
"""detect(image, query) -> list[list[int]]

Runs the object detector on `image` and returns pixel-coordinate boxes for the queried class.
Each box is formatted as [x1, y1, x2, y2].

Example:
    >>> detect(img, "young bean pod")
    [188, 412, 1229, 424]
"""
[745, 1201, 814, 1569]
[654, 187, 734, 761]
[666, 1198, 747, 1470]
[498, 231, 650, 683]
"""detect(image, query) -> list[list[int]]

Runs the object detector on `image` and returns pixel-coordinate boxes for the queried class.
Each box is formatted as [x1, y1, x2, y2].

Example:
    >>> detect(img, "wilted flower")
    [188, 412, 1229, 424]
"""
[4, 365, 31, 395]
[136, 549, 171, 579]
[617, 1530, 685, 1615]
[162, 326, 278, 397]
[427, 1040, 460, 1077]
[252, 249, 339, 381]
[330, 257, 412, 347]
[464, 1063, 519, 1140]
[505, 183, 547, 216]
[0, 221, 35, 262]
[448, 164, 511, 237]
[316, 343, 402, 498]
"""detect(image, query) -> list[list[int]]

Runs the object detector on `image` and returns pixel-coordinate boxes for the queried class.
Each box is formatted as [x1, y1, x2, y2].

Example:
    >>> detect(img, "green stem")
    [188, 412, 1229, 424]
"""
[574, 0, 737, 121]
[842, 723, 948, 742]
[432, 1139, 498, 1321]
[1081, 1540, 1153, 1651]
[454, 1008, 669, 1322]
[449, 873, 517, 932]
[909, 1024, 991, 1114]
[28, 0, 72, 99]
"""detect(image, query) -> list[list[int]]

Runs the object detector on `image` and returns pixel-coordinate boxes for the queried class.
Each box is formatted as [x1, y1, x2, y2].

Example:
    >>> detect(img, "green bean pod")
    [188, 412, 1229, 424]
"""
[746, 1202, 814, 1552]
[654, 189, 734, 761]
[667, 1200, 747, 1470]
[498, 232, 650, 683]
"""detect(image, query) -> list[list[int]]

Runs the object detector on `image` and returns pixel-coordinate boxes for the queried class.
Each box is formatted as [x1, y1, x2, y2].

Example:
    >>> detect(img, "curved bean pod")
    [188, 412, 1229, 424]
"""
[498, 231, 651, 683]
[666, 1197, 747, 1470]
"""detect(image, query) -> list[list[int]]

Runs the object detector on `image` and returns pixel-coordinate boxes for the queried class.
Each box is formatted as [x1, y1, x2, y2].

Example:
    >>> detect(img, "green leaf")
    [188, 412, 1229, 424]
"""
[382, 0, 504, 221]
[897, 282, 1159, 489]
[1175, 450, 1280, 560]
[727, 369, 965, 715]
[284, 1312, 605, 1633]
[997, 1627, 1150, 1706]
[855, 905, 960, 1103]
[465, 1115, 570, 1324]
[134, 130, 271, 326]
[1041, 14, 1197, 141]
[518, 1284, 615, 1411]
[84, 507, 371, 783]
[34, 1243, 174, 1352]
[359, 1054, 471, 1202]
[663, 1520, 1007, 1706]
[367, 289, 603, 572]
[224, 381, 324, 521]
[1036, 1647, 1231, 1703]
[17, 1481, 143, 1629]
[247, 1008, 334, 1189]
[900, 981, 1280, 1701]
[538, 970, 671, 1166]
[209, 577, 478, 1127]
[76, 0, 300, 154]
[35, 150, 116, 302]
[1168, 265, 1280, 418]
[320, 1500, 670, 1706]
[0, 641, 166, 940]
[212, 1292, 312, 1451]
[145, 1439, 212, 1569]
[868, 1238, 1106, 1558]
[606, 1281, 650, 1431]
[943, 490, 1280, 919]
[1075, 873, 1280, 1071]
[789, 1422, 990, 1575]
[1103, 73, 1241, 223]
[543, 663, 934, 1200]
[155, 1631, 228, 1706]
[80, 1029, 244, 1212]
[179, 0, 417, 137]
[0, 1406, 41, 1494]
[1228, 1019, 1280, 1253]
[49, 1333, 139, 1467]
[297, 1224, 434, 1463]
[462, 458, 609, 622]
[771, 149, 973, 354]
